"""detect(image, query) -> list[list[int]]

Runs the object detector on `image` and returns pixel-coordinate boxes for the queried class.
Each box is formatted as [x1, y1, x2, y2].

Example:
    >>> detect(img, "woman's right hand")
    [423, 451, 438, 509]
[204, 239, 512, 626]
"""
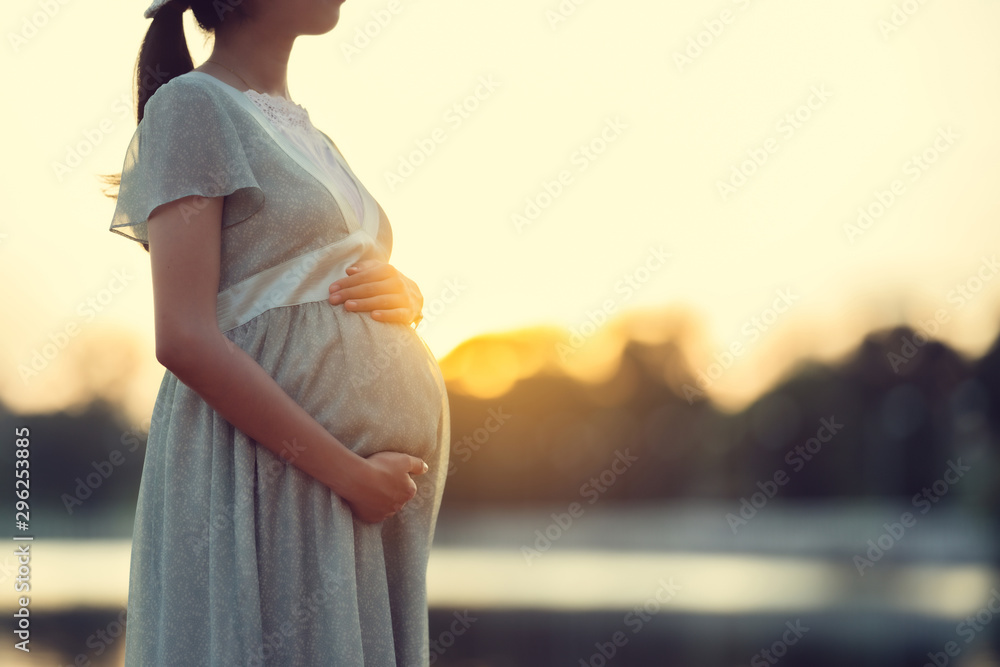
[343, 451, 429, 523]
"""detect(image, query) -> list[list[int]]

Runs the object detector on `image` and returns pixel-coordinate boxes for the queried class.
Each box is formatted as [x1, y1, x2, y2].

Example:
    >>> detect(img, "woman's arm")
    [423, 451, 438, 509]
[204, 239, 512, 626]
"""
[147, 194, 427, 523]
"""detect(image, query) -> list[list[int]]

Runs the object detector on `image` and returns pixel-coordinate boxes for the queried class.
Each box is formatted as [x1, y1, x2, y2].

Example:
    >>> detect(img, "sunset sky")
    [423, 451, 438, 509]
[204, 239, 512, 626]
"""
[2, 0, 999, 420]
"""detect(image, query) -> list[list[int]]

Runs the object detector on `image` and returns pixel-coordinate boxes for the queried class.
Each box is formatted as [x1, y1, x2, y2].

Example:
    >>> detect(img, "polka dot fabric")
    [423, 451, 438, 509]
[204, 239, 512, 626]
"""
[110, 71, 450, 666]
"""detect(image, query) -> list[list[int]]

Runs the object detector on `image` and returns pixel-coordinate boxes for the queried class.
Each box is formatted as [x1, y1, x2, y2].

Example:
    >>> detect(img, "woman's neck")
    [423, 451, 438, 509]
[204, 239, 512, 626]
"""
[205, 24, 296, 99]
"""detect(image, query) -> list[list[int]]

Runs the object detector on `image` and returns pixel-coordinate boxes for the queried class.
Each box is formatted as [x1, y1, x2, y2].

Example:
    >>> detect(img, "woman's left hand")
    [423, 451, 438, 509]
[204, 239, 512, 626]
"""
[328, 259, 424, 325]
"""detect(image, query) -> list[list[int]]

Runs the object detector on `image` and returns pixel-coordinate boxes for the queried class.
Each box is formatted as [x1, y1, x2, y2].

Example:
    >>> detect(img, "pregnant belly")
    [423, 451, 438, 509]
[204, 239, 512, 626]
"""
[256, 302, 448, 463]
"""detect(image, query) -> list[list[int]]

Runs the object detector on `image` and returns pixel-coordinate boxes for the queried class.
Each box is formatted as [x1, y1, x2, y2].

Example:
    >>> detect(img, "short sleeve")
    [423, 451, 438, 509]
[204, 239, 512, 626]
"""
[109, 77, 265, 245]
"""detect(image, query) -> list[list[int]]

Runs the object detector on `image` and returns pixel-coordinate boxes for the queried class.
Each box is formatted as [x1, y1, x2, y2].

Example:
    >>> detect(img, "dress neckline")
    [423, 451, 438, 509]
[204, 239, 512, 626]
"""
[182, 70, 376, 241]
[188, 69, 312, 130]
[243, 89, 312, 131]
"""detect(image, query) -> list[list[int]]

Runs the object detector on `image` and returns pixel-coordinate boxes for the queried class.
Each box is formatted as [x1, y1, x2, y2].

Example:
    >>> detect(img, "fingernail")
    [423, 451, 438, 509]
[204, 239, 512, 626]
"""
[329, 284, 341, 292]
[422, 462, 429, 472]
[346, 300, 356, 308]
[329, 293, 343, 304]
[372, 311, 382, 319]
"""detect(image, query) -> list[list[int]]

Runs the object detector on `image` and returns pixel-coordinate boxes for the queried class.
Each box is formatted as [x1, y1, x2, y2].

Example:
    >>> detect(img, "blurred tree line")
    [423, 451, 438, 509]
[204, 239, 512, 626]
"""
[443, 323, 997, 513]
[1, 321, 997, 538]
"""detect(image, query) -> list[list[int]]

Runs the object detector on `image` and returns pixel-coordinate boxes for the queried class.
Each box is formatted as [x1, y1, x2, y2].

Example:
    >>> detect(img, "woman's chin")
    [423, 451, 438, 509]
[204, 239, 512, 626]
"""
[307, 4, 342, 36]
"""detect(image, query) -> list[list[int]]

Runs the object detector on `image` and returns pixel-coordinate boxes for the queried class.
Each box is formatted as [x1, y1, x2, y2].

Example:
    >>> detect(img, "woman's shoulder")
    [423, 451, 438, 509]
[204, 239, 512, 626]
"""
[145, 71, 239, 118]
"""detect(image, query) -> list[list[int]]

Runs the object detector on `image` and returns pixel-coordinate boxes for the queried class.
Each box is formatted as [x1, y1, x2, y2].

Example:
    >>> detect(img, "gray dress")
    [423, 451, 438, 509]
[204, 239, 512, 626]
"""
[109, 70, 450, 666]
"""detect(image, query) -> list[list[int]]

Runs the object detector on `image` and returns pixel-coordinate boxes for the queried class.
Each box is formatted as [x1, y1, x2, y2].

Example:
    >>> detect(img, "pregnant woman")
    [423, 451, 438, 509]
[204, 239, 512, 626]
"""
[103, 0, 450, 664]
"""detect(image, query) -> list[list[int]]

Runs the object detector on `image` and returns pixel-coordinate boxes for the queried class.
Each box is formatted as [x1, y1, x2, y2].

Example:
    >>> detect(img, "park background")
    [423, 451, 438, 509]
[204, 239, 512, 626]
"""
[1, 0, 999, 664]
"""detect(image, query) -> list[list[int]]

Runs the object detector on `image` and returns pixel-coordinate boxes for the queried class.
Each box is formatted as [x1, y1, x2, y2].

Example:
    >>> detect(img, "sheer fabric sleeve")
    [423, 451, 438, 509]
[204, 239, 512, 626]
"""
[108, 77, 265, 245]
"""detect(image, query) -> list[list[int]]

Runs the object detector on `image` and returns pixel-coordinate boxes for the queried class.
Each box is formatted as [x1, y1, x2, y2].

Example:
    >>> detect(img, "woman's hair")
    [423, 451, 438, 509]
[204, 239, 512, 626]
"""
[99, 0, 253, 251]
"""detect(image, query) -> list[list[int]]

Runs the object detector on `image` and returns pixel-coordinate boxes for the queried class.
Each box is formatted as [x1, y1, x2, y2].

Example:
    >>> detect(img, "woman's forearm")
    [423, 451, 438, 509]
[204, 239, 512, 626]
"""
[157, 327, 366, 499]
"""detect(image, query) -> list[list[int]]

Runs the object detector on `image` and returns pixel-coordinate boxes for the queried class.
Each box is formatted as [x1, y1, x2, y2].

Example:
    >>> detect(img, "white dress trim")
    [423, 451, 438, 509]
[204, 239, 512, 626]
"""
[242, 88, 366, 226]
[243, 88, 311, 130]
[215, 229, 387, 333]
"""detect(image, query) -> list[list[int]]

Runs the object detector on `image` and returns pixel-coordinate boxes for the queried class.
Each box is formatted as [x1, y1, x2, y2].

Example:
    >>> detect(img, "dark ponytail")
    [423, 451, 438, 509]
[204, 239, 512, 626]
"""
[136, 1, 193, 125]
[99, 0, 252, 251]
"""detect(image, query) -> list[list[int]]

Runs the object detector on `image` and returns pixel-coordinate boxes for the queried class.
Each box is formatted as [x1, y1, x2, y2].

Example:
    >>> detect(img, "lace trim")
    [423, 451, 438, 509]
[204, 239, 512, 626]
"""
[244, 89, 311, 130]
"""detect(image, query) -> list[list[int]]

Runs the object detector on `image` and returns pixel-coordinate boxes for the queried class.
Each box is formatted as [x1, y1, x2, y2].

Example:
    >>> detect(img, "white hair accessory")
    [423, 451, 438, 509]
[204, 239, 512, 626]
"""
[144, 0, 187, 19]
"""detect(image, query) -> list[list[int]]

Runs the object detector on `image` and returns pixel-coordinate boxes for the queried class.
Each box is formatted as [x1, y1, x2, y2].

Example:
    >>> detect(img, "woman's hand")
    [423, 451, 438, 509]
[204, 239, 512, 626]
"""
[343, 451, 429, 523]
[328, 260, 424, 326]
